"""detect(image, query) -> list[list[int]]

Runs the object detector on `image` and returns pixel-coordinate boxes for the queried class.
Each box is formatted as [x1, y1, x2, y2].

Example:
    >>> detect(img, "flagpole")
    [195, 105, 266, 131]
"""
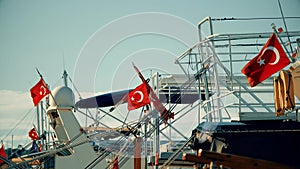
[36, 102, 40, 138]
[35, 67, 43, 78]
[40, 101, 45, 150]
[271, 23, 295, 63]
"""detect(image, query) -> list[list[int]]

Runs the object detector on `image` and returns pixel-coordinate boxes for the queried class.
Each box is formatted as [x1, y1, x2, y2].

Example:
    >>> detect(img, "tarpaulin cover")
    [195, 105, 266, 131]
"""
[75, 89, 132, 108]
[75, 89, 203, 109]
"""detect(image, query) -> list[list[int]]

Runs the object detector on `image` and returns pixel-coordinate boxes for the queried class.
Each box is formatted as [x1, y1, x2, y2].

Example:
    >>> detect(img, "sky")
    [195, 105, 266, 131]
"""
[0, 0, 300, 148]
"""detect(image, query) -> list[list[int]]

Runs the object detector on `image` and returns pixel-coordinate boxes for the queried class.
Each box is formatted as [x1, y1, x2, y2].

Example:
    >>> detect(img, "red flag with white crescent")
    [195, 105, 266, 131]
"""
[30, 77, 50, 106]
[128, 82, 150, 110]
[132, 64, 174, 122]
[241, 33, 290, 87]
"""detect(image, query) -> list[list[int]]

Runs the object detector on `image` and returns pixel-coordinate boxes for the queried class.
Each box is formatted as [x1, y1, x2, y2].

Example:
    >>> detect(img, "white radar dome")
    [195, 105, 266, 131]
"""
[49, 86, 75, 108]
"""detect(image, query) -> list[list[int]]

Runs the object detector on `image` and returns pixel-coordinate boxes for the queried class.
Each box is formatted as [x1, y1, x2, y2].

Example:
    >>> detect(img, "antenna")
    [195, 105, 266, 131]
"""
[63, 70, 68, 87]
[62, 52, 68, 87]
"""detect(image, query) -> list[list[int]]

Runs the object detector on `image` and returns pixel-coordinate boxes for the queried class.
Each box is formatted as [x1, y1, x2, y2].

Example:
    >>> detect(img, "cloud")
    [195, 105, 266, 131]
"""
[0, 90, 35, 147]
[0, 90, 32, 111]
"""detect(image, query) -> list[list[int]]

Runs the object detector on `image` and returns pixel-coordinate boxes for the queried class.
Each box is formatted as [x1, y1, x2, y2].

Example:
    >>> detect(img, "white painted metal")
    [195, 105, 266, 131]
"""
[47, 86, 102, 168]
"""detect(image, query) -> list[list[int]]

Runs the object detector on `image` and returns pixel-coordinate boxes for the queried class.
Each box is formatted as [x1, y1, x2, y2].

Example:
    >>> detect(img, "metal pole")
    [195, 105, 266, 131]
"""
[229, 35, 234, 90]
[144, 119, 148, 169]
[194, 54, 202, 124]
[37, 103, 40, 136]
[134, 137, 142, 169]
[271, 23, 294, 62]
[154, 72, 160, 169]
[46, 112, 49, 150]
[85, 109, 88, 127]
[198, 16, 213, 122]
[40, 101, 45, 150]
[63, 70, 68, 87]
[46, 86, 50, 150]
[168, 85, 171, 152]
[11, 135, 13, 149]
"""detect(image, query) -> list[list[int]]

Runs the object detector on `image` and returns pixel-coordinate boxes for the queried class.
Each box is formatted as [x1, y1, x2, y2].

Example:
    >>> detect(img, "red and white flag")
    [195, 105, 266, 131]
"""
[127, 82, 150, 110]
[241, 33, 290, 87]
[132, 64, 174, 122]
[0, 144, 7, 164]
[30, 77, 50, 106]
[28, 128, 39, 140]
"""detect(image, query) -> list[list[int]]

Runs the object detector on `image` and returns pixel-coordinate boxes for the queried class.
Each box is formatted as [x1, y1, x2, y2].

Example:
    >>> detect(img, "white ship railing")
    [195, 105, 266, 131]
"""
[174, 16, 300, 122]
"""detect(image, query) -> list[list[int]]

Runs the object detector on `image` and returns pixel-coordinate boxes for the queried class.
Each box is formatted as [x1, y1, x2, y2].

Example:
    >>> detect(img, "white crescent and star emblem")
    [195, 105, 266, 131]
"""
[131, 90, 144, 103]
[40, 86, 46, 96]
[257, 46, 280, 66]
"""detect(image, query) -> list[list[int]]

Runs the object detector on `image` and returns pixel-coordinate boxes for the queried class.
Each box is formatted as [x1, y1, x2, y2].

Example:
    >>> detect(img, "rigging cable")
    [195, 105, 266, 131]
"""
[1, 107, 34, 141]
[277, 0, 294, 53]
[68, 76, 83, 100]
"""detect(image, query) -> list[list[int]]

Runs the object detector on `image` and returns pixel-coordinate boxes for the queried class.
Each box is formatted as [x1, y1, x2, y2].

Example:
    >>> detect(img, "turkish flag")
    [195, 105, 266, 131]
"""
[28, 128, 39, 140]
[241, 33, 290, 87]
[132, 64, 174, 122]
[30, 78, 50, 106]
[0, 145, 7, 164]
[127, 82, 150, 110]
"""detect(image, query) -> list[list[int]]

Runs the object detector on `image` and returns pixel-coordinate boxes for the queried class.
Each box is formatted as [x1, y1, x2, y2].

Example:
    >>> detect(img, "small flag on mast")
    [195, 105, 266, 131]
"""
[28, 128, 39, 140]
[127, 82, 150, 110]
[132, 63, 174, 122]
[30, 77, 50, 106]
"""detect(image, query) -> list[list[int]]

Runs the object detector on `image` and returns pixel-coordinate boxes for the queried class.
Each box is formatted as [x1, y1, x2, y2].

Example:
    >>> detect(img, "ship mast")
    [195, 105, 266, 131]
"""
[63, 70, 68, 87]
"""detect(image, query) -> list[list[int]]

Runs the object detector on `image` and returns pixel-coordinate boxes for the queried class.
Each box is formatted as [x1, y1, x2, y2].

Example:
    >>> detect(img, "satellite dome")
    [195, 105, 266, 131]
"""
[49, 86, 75, 108]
